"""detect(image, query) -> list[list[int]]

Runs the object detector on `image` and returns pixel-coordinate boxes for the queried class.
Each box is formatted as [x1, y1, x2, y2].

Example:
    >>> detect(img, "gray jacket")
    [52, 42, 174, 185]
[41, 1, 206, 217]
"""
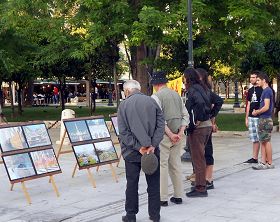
[117, 92, 165, 159]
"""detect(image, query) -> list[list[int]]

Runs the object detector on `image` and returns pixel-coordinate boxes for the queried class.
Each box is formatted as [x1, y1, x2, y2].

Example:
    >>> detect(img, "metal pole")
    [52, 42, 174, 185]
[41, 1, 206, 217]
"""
[188, 0, 194, 68]
[233, 79, 240, 108]
[182, 0, 193, 162]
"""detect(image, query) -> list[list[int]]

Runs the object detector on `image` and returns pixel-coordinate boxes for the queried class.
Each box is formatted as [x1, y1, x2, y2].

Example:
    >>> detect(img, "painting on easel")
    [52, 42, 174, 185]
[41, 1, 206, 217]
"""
[3, 153, 36, 181]
[30, 149, 60, 175]
[73, 143, 100, 167]
[23, 124, 51, 148]
[110, 116, 119, 136]
[0, 126, 28, 152]
[64, 120, 91, 143]
[86, 119, 110, 140]
[94, 140, 118, 163]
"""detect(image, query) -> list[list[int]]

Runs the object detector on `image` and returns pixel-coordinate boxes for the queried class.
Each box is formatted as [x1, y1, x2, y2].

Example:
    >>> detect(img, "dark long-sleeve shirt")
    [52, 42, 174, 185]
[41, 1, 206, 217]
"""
[210, 91, 223, 119]
[117, 91, 165, 159]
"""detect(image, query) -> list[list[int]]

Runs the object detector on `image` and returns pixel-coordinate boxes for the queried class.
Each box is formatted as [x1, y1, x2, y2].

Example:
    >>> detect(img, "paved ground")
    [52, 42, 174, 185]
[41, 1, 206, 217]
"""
[0, 127, 279, 222]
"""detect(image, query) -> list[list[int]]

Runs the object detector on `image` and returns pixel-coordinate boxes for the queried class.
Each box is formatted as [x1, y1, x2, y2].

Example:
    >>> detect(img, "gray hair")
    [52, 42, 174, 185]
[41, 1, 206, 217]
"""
[123, 80, 141, 92]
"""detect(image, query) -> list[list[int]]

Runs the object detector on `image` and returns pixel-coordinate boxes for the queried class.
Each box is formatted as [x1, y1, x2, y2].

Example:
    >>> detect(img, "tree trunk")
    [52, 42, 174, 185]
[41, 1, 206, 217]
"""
[9, 81, 15, 118]
[59, 77, 66, 111]
[25, 78, 34, 106]
[130, 43, 152, 95]
[17, 83, 23, 116]
[113, 62, 120, 108]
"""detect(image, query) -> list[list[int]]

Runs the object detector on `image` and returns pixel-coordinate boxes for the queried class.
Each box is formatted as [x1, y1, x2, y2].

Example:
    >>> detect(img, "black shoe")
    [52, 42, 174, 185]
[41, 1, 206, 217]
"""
[170, 197, 182, 204]
[160, 201, 168, 207]
[243, 158, 258, 164]
[149, 216, 160, 222]
[122, 215, 136, 222]
[206, 180, 214, 190]
[186, 189, 208, 198]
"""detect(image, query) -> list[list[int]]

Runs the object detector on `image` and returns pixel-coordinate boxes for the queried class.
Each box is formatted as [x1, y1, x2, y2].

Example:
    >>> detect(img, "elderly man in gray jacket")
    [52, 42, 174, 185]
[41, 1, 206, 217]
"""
[118, 80, 165, 222]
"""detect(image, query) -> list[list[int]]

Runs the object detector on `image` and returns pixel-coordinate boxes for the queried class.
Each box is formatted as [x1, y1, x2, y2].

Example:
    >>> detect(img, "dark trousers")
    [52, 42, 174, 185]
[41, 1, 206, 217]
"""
[205, 133, 214, 165]
[188, 127, 212, 190]
[124, 153, 160, 220]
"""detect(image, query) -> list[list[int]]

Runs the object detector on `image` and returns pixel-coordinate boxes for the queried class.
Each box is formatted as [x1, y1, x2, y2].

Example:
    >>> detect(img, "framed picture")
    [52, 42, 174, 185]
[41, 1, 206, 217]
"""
[0, 126, 28, 152]
[94, 140, 118, 163]
[30, 149, 60, 175]
[23, 124, 51, 148]
[86, 119, 110, 140]
[110, 116, 119, 136]
[73, 143, 100, 167]
[3, 153, 36, 181]
[64, 120, 92, 143]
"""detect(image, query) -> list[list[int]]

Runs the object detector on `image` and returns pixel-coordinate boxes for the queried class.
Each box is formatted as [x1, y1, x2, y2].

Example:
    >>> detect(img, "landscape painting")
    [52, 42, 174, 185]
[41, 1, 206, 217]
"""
[94, 140, 118, 163]
[0, 126, 28, 152]
[64, 120, 92, 143]
[73, 143, 99, 167]
[30, 149, 60, 175]
[86, 119, 110, 139]
[111, 116, 119, 136]
[23, 124, 51, 148]
[3, 153, 36, 181]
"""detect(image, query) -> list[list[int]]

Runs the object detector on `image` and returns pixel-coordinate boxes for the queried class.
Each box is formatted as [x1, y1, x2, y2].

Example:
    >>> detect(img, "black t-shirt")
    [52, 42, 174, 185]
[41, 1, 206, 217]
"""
[247, 86, 263, 117]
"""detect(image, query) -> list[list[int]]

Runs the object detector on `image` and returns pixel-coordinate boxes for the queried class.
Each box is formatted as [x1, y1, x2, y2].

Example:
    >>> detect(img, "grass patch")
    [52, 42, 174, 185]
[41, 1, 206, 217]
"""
[2, 106, 117, 122]
[216, 113, 247, 131]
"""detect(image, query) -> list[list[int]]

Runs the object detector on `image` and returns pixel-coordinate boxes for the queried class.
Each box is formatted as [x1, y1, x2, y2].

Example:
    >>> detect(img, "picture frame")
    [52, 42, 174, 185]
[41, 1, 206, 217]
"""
[64, 120, 92, 143]
[73, 143, 100, 167]
[22, 123, 52, 148]
[110, 116, 119, 136]
[86, 118, 110, 140]
[30, 149, 61, 175]
[3, 153, 36, 181]
[0, 126, 28, 153]
[94, 140, 118, 163]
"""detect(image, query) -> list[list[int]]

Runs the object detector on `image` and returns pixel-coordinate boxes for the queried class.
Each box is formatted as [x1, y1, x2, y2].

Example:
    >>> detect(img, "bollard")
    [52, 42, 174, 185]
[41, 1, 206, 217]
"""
[56, 109, 75, 145]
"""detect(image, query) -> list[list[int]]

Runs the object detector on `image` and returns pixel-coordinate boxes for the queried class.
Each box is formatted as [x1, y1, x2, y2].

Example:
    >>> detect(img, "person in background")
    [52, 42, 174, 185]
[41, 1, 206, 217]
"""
[118, 80, 165, 222]
[252, 72, 274, 170]
[244, 71, 263, 164]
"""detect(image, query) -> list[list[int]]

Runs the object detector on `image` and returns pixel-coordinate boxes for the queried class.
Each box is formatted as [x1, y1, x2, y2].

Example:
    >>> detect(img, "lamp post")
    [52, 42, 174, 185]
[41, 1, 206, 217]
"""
[107, 78, 114, 106]
[233, 79, 240, 108]
[181, 0, 193, 162]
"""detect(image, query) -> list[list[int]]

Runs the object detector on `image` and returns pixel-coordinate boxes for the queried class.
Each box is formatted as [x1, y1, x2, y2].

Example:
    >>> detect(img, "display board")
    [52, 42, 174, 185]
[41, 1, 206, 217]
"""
[0, 122, 61, 204]
[60, 116, 118, 187]
[109, 114, 119, 136]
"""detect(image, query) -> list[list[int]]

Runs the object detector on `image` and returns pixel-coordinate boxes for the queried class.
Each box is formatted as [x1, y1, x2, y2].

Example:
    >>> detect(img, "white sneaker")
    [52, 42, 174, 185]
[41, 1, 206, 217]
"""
[252, 163, 267, 170]
[266, 163, 275, 169]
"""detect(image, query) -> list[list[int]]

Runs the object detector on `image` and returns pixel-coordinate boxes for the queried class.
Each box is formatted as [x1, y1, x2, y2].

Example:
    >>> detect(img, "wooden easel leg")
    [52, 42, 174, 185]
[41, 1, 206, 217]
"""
[56, 130, 67, 159]
[10, 183, 14, 191]
[109, 163, 118, 183]
[96, 166, 100, 172]
[21, 182, 31, 205]
[72, 163, 78, 178]
[86, 169, 96, 188]
[116, 153, 122, 167]
[49, 176, 60, 197]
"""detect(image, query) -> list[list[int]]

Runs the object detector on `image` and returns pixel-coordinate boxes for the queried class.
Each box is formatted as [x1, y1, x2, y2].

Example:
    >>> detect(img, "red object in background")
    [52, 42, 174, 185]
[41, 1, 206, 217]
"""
[53, 86, 59, 95]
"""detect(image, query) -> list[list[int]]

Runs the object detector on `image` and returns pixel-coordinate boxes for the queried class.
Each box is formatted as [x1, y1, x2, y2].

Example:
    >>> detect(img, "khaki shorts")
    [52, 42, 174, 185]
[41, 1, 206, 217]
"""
[258, 118, 273, 142]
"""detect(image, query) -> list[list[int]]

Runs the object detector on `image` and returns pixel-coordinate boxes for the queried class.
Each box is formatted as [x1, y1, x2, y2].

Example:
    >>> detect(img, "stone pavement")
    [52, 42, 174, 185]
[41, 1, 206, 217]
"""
[0, 128, 279, 222]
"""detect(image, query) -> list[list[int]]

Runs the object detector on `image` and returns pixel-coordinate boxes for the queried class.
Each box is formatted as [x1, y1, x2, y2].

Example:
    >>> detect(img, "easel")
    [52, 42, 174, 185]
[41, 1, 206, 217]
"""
[0, 121, 62, 205]
[57, 128, 118, 187]
[10, 174, 60, 204]
[108, 114, 122, 167]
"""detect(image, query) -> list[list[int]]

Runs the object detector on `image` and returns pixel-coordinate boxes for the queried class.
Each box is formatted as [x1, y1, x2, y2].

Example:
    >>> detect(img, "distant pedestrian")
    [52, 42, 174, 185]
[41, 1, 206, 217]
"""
[252, 72, 274, 170]
[244, 71, 263, 164]
[118, 80, 165, 222]
[151, 71, 189, 207]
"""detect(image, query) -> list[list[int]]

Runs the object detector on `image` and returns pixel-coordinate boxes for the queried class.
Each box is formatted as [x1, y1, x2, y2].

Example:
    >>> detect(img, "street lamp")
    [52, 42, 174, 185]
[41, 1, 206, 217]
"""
[233, 79, 240, 108]
[181, 0, 193, 162]
[107, 78, 114, 106]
